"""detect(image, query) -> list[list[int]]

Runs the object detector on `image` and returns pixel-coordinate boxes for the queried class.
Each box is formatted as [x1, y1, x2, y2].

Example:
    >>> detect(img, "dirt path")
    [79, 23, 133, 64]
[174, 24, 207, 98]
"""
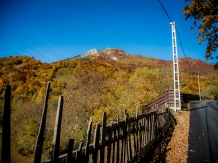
[165, 111, 190, 162]
[144, 111, 190, 163]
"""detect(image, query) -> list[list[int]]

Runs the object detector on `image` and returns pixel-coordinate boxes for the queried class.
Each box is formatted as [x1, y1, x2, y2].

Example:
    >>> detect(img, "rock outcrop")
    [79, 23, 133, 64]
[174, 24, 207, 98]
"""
[84, 48, 99, 56]
[84, 48, 129, 60]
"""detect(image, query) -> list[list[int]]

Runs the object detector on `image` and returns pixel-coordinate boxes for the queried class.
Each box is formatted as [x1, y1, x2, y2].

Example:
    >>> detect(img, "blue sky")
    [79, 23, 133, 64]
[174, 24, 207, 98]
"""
[0, 0, 215, 63]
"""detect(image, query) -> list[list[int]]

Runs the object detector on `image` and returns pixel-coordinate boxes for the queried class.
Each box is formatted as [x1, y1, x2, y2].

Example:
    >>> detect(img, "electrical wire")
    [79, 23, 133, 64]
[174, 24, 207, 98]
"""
[158, 0, 173, 22]
[175, 28, 192, 72]
[158, 0, 192, 73]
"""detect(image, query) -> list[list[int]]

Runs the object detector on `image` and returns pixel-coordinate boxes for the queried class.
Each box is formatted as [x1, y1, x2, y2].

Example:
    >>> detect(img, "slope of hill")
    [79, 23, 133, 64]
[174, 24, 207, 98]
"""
[159, 57, 216, 76]
[0, 54, 217, 100]
[0, 52, 217, 162]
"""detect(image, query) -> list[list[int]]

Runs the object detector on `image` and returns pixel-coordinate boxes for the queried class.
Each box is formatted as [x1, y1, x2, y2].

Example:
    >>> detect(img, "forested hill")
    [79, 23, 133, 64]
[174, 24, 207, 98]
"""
[0, 54, 218, 162]
[0, 54, 217, 101]
[159, 57, 216, 76]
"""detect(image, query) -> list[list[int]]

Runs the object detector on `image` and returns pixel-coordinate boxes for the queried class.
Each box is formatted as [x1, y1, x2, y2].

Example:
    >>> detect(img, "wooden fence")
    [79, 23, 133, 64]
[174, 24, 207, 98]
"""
[1, 82, 172, 163]
[47, 109, 170, 163]
[142, 89, 183, 113]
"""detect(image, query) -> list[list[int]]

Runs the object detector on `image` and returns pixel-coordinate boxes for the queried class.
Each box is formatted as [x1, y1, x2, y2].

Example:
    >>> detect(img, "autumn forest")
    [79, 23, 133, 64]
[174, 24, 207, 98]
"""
[0, 53, 218, 162]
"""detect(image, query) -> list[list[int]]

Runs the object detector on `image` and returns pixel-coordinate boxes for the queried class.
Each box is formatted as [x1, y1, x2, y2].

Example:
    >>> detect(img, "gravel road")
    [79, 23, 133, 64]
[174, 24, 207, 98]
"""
[188, 101, 218, 163]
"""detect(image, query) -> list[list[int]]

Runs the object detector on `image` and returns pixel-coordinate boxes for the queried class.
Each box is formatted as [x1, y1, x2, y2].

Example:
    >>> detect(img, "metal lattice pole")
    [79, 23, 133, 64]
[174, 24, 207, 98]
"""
[170, 22, 181, 111]
[198, 74, 202, 101]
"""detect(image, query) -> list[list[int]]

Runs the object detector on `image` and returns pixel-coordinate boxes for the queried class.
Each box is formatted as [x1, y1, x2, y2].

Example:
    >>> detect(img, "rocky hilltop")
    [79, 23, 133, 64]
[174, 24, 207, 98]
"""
[84, 48, 129, 60]
[84, 48, 100, 56]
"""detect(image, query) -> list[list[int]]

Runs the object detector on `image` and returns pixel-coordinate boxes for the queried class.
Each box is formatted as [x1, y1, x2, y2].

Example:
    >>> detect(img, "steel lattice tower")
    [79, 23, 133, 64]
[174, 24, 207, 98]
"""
[170, 22, 181, 111]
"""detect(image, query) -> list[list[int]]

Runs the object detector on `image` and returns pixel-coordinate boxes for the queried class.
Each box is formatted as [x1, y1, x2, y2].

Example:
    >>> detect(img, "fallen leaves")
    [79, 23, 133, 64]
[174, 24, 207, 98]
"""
[165, 111, 190, 163]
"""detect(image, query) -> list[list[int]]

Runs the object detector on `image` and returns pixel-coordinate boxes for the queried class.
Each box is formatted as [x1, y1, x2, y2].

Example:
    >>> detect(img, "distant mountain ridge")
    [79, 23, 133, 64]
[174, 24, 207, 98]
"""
[158, 57, 216, 76]
[1, 51, 217, 78]
[82, 48, 217, 76]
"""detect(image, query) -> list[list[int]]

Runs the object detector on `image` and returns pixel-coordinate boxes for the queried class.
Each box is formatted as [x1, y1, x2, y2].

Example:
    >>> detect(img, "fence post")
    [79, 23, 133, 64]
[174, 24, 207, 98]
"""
[2, 83, 11, 163]
[148, 113, 151, 144]
[112, 122, 116, 163]
[100, 112, 106, 163]
[135, 107, 139, 156]
[116, 115, 120, 163]
[121, 109, 126, 163]
[34, 82, 50, 163]
[126, 112, 132, 161]
[51, 95, 63, 163]
[66, 139, 74, 163]
[92, 123, 100, 163]
[85, 118, 92, 163]
[154, 111, 158, 140]
[107, 122, 113, 163]
[76, 142, 83, 161]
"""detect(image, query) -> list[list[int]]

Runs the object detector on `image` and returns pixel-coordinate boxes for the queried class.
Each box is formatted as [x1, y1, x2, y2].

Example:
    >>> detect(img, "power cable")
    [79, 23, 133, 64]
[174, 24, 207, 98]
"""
[158, 0, 192, 73]
[158, 0, 202, 100]
[158, 0, 173, 22]
[176, 28, 192, 72]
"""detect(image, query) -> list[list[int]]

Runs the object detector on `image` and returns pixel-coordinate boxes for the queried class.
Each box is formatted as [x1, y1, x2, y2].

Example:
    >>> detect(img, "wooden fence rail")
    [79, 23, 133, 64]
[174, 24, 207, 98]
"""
[46, 105, 170, 163]
[142, 89, 183, 113]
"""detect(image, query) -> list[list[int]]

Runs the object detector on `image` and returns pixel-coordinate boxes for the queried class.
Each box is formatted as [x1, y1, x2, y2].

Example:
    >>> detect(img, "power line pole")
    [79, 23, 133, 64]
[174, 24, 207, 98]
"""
[170, 22, 181, 112]
[198, 74, 202, 101]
